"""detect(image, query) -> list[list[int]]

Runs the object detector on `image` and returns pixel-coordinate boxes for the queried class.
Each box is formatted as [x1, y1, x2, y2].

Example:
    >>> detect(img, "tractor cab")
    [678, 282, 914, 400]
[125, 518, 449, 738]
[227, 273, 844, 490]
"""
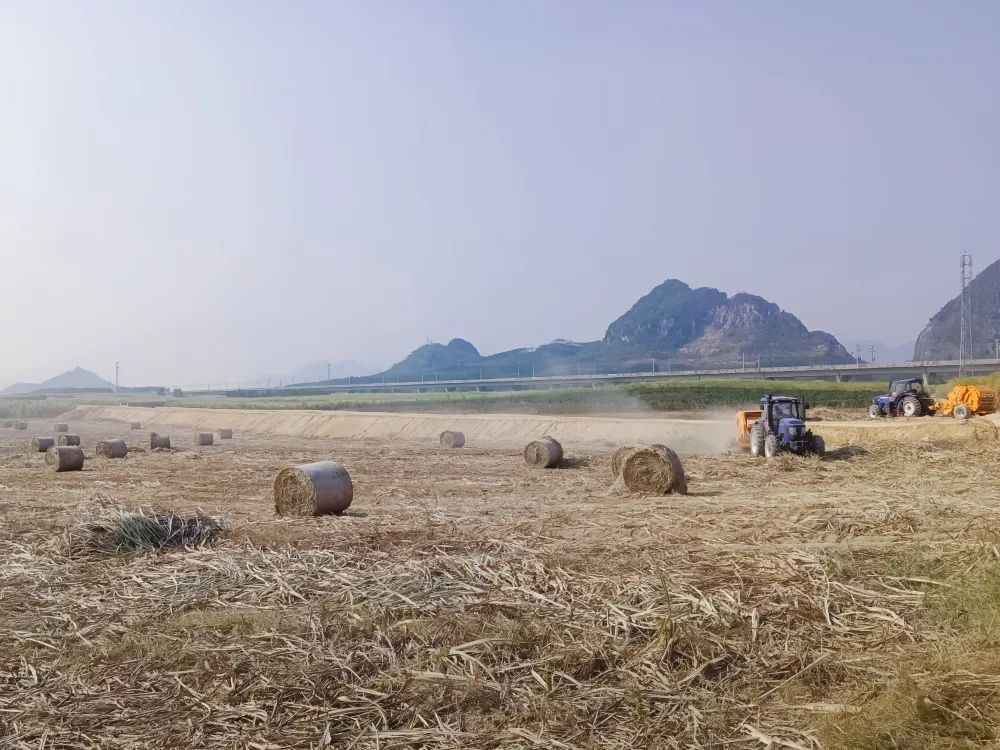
[761, 395, 806, 438]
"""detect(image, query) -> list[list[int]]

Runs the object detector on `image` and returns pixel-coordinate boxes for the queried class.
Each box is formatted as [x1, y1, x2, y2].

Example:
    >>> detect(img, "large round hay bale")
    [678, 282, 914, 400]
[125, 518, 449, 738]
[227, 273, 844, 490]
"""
[440, 430, 465, 448]
[524, 437, 563, 468]
[621, 446, 687, 495]
[96, 439, 128, 459]
[218, 428, 233, 439]
[150, 433, 171, 449]
[274, 461, 353, 516]
[15, 421, 28, 430]
[46, 445, 84, 472]
[1, 419, 13, 428]
[55, 423, 68, 433]
[130, 422, 142, 430]
[31, 437, 55, 452]
[195, 432, 214, 446]
[57, 433, 81, 446]
[611, 443, 668, 477]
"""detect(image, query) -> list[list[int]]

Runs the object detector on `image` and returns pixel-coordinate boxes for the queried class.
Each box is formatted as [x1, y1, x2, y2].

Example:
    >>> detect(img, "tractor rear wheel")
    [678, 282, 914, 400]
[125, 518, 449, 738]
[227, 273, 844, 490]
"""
[764, 434, 779, 459]
[953, 403, 971, 420]
[901, 395, 923, 417]
[811, 435, 826, 455]
[868, 404, 883, 419]
[750, 425, 765, 457]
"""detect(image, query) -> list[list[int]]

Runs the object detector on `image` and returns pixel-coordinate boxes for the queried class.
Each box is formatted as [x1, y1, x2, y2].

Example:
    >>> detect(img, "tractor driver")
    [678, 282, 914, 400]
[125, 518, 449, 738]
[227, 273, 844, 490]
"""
[772, 401, 797, 420]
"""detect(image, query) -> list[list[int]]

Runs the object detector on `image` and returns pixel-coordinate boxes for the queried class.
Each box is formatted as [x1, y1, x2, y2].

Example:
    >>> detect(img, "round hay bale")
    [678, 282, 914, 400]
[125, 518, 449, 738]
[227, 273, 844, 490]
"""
[150, 433, 171, 449]
[218, 428, 233, 439]
[15, 421, 28, 430]
[31, 437, 55, 452]
[46, 445, 84, 472]
[55, 423, 68, 433]
[130, 422, 142, 430]
[1, 419, 13, 428]
[621, 446, 687, 495]
[57, 433, 81, 446]
[195, 432, 214, 446]
[96, 439, 128, 459]
[524, 437, 563, 468]
[440, 430, 465, 448]
[274, 461, 353, 516]
[611, 443, 668, 477]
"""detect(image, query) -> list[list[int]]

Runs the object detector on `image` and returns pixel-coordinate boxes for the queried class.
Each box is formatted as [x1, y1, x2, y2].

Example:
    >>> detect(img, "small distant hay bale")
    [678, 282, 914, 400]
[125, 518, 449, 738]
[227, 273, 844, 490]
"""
[15, 421, 28, 430]
[195, 432, 214, 446]
[55, 423, 68, 433]
[218, 428, 233, 439]
[611, 443, 667, 476]
[524, 437, 563, 468]
[440, 430, 465, 448]
[274, 461, 353, 516]
[1, 419, 13, 428]
[130, 422, 142, 430]
[621, 445, 687, 495]
[31, 437, 55, 452]
[150, 433, 171, 449]
[96, 439, 128, 459]
[71, 508, 225, 554]
[46, 445, 84, 472]
[57, 433, 81, 446]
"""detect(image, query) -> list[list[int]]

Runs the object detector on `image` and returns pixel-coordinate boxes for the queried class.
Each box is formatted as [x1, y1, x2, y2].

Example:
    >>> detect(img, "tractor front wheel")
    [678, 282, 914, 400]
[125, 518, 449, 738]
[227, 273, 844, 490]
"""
[900, 395, 923, 417]
[868, 404, 883, 419]
[750, 425, 765, 457]
[953, 403, 971, 420]
[764, 434, 779, 459]
[811, 435, 826, 455]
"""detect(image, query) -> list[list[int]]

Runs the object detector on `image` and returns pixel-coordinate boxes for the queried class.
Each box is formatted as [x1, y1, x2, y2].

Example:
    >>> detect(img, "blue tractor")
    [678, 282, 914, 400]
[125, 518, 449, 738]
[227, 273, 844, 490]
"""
[868, 377, 935, 418]
[749, 394, 825, 458]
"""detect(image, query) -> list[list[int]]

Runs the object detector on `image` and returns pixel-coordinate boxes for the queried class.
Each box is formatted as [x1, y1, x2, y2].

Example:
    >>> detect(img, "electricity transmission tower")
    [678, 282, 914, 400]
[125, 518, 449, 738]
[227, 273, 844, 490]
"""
[959, 253, 974, 376]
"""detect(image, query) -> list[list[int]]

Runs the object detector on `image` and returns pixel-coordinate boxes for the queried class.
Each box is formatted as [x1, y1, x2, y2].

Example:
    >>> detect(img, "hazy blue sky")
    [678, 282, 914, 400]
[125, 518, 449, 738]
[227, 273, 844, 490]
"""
[2, 1, 998, 387]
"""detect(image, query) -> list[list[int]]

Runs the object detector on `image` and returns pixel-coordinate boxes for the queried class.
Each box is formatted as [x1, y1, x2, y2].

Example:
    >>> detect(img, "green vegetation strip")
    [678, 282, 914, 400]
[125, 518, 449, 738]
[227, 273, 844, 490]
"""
[1, 379, 883, 417]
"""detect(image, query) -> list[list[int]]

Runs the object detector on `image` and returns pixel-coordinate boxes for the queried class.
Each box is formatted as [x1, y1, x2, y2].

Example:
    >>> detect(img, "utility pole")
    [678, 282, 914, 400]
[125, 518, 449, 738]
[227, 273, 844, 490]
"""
[327, 363, 331, 381]
[742, 352, 745, 371]
[115, 361, 119, 394]
[870, 345, 875, 363]
[960, 253, 974, 376]
[854, 344, 862, 365]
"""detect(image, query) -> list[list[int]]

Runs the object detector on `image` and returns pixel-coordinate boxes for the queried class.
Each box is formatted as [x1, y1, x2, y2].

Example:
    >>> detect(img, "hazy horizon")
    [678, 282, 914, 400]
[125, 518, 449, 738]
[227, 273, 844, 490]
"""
[3, 2, 998, 387]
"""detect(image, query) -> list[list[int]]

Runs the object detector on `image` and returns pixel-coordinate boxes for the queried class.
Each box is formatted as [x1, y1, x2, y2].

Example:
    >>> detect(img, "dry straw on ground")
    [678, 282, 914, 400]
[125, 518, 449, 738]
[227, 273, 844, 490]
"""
[440, 430, 465, 448]
[274, 460, 353, 516]
[96, 439, 128, 458]
[68, 507, 225, 554]
[524, 436, 563, 467]
[45, 445, 84, 472]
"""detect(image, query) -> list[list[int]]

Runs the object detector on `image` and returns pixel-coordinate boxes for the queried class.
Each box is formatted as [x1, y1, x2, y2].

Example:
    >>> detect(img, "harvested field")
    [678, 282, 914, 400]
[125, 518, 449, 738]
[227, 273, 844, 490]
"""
[3, 411, 1000, 748]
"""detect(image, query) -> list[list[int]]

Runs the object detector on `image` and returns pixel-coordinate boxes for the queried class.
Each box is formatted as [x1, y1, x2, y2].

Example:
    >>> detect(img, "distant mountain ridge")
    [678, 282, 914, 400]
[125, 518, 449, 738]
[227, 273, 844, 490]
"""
[379, 280, 852, 380]
[915, 258, 1000, 360]
[1, 367, 115, 395]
